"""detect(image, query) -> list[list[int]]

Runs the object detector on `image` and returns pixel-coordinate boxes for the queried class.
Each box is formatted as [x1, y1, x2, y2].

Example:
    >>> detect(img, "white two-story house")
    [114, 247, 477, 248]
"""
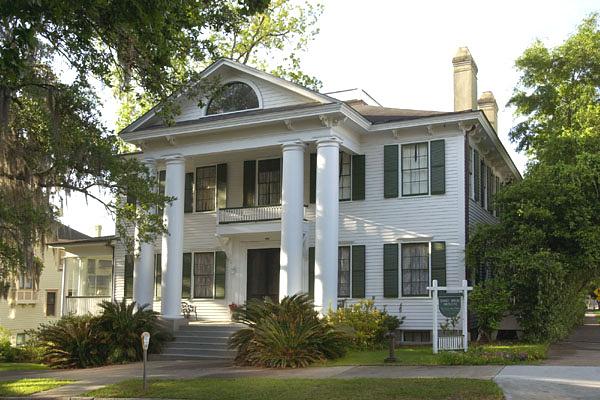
[115, 47, 520, 341]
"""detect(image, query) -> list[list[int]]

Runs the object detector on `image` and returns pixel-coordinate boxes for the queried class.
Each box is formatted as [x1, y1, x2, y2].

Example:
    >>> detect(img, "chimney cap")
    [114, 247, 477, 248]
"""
[452, 47, 478, 73]
[477, 91, 498, 108]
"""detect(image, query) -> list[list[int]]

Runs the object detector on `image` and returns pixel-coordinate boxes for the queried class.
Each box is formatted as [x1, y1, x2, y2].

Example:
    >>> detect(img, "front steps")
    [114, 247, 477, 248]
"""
[152, 323, 242, 360]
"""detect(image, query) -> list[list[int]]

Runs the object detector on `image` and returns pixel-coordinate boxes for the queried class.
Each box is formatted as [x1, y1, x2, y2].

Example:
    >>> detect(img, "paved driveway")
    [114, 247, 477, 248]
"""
[495, 313, 600, 400]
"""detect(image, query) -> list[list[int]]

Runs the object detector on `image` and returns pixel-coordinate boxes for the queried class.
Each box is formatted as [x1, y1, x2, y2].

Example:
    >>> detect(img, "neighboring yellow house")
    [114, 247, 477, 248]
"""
[0, 224, 115, 345]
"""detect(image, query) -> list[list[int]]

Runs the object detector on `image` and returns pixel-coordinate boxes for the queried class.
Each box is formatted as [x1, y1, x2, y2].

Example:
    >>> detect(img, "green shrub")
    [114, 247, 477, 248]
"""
[439, 343, 548, 365]
[35, 315, 105, 368]
[470, 279, 510, 342]
[33, 300, 171, 368]
[328, 300, 404, 349]
[230, 294, 351, 368]
[95, 300, 171, 363]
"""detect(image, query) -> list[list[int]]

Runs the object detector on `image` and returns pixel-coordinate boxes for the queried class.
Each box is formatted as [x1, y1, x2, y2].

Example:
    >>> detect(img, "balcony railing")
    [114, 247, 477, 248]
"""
[64, 296, 111, 316]
[15, 290, 38, 304]
[218, 205, 307, 224]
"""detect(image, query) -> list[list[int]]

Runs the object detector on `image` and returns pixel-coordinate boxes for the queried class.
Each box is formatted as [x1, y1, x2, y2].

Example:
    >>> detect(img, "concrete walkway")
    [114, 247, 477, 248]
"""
[495, 312, 600, 399]
[0, 361, 501, 398]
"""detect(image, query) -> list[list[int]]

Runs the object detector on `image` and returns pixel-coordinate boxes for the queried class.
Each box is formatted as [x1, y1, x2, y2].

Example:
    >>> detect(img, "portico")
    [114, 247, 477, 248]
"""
[132, 136, 343, 321]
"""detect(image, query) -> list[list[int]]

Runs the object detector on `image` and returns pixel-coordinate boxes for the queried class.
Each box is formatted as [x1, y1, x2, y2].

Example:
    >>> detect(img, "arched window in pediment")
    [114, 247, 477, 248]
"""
[206, 81, 259, 115]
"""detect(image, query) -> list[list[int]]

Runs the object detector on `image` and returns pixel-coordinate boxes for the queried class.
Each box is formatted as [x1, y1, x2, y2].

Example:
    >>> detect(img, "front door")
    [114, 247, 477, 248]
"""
[247, 248, 280, 302]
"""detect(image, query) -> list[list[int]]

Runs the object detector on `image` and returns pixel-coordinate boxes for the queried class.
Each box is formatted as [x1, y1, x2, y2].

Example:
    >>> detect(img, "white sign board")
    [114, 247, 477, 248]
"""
[426, 280, 472, 354]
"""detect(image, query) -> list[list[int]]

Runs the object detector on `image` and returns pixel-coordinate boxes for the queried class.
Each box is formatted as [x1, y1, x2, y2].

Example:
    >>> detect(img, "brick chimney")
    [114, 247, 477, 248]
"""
[477, 91, 499, 132]
[452, 47, 478, 111]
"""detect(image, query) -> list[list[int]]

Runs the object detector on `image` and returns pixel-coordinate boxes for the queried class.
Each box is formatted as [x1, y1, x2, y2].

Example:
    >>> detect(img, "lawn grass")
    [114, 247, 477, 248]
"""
[86, 377, 504, 400]
[321, 343, 548, 366]
[0, 378, 71, 396]
[0, 362, 48, 371]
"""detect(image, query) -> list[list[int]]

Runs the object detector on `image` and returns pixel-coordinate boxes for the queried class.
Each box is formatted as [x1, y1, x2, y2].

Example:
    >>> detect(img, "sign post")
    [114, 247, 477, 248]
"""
[141, 332, 150, 391]
[427, 280, 472, 354]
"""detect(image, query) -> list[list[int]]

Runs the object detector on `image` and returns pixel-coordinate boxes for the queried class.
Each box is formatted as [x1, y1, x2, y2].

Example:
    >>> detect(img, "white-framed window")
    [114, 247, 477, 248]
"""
[16, 333, 27, 346]
[206, 81, 260, 116]
[401, 242, 430, 297]
[257, 158, 281, 206]
[154, 253, 162, 299]
[193, 252, 215, 299]
[85, 258, 112, 296]
[18, 274, 33, 290]
[46, 290, 57, 317]
[401, 142, 429, 196]
[339, 151, 352, 201]
[338, 246, 351, 298]
[196, 165, 217, 212]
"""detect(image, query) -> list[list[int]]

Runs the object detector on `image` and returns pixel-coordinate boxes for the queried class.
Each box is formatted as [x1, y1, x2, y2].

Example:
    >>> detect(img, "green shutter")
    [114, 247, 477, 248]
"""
[352, 154, 365, 200]
[383, 145, 399, 198]
[214, 251, 226, 299]
[309, 153, 316, 203]
[473, 150, 480, 202]
[124, 254, 134, 299]
[430, 140, 445, 195]
[383, 243, 399, 298]
[184, 172, 194, 213]
[154, 254, 162, 299]
[431, 241, 446, 291]
[157, 170, 166, 216]
[217, 163, 227, 209]
[487, 167, 493, 212]
[351, 245, 366, 298]
[182, 253, 192, 298]
[243, 160, 256, 207]
[308, 247, 315, 298]
[495, 176, 500, 217]
[480, 161, 486, 207]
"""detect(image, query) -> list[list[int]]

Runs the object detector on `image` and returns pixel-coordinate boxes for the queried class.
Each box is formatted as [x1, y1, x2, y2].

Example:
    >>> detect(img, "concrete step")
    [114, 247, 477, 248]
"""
[160, 348, 236, 357]
[149, 353, 233, 361]
[167, 341, 231, 350]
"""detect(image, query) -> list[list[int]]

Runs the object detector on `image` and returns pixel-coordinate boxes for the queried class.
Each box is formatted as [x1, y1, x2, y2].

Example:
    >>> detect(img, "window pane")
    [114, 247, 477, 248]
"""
[339, 152, 352, 200]
[206, 82, 259, 115]
[401, 143, 429, 195]
[46, 291, 56, 316]
[402, 243, 429, 296]
[258, 159, 281, 206]
[194, 252, 214, 298]
[154, 254, 162, 299]
[196, 166, 216, 211]
[338, 246, 351, 298]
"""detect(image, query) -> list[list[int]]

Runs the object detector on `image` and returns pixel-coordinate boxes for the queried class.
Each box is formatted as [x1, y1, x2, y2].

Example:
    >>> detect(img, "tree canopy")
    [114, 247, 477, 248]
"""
[467, 15, 600, 341]
[0, 0, 271, 293]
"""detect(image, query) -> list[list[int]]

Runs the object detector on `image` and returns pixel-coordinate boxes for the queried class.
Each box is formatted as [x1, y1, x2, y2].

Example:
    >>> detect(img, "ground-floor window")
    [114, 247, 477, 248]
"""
[338, 246, 351, 298]
[16, 333, 27, 346]
[194, 252, 215, 298]
[401, 243, 429, 297]
[154, 254, 162, 299]
[402, 330, 431, 343]
[46, 290, 57, 316]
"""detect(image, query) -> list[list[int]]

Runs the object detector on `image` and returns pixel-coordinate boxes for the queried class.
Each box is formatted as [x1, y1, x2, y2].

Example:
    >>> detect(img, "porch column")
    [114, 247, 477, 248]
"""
[161, 154, 185, 320]
[314, 137, 340, 313]
[280, 141, 305, 300]
[133, 158, 156, 310]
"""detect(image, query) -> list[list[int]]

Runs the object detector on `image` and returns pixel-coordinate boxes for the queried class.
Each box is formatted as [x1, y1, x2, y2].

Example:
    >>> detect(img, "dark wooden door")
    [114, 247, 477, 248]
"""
[247, 248, 280, 302]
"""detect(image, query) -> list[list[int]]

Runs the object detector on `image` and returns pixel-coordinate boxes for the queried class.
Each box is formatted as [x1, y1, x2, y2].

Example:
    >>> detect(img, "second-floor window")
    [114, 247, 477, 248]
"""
[401, 142, 429, 196]
[18, 274, 33, 290]
[339, 152, 352, 201]
[196, 166, 217, 212]
[257, 158, 281, 206]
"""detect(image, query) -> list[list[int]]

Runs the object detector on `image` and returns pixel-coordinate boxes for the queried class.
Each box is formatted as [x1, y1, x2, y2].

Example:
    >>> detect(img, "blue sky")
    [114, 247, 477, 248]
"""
[60, 0, 599, 236]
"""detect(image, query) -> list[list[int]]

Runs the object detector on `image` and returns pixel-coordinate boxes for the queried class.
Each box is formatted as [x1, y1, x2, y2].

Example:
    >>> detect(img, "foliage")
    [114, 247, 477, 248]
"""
[0, 327, 42, 363]
[114, 0, 324, 131]
[439, 343, 548, 365]
[467, 14, 600, 342]
[469, 280, 510, 342]
[85, 377, 505, 400]
[33, 300, 171, 368]
[0, 379, 72, 397]
[0, 0, 269, 291]
[328, 300, 405, 349]
[323, 343, 548, 366]
[230, 293, 350, 368]
[95, 299, 172, 363]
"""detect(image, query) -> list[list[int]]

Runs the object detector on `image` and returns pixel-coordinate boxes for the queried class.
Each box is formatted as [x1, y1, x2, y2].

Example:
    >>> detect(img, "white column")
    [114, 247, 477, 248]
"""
[160, 154, 185, 319]
[133, 158, 156, 310]
[280, 141, 305, 300]
[314, 137, 340, 313]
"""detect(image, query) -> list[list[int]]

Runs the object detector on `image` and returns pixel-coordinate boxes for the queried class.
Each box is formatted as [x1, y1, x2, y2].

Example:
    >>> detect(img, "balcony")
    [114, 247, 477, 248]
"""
[64, 296, 111, 316]
[216, 205, 308, 236]
[15, 290, 38, 304]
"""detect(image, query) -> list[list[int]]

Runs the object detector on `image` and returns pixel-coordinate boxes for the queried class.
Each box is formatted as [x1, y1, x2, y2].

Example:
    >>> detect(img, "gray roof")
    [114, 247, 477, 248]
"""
[56, 224, 90, 241]
[345, 100, 455, 124]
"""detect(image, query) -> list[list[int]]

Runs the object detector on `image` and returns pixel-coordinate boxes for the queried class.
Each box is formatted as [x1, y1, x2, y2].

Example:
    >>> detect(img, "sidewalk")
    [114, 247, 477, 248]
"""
[0, 361, 502, 398]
